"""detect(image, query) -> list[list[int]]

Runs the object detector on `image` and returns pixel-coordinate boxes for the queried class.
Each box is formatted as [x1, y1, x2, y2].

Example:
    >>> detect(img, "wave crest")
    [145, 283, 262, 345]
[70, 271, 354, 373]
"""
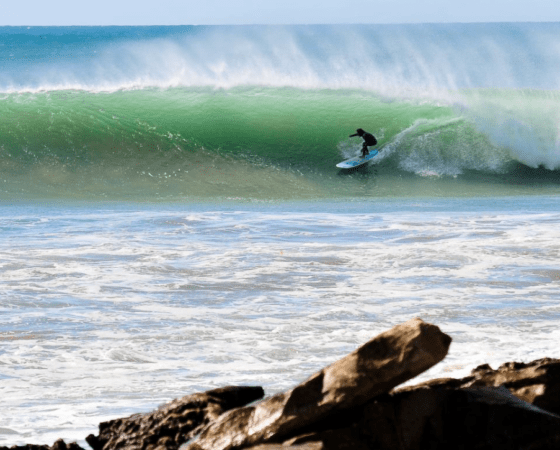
[2, 24, 560, 96]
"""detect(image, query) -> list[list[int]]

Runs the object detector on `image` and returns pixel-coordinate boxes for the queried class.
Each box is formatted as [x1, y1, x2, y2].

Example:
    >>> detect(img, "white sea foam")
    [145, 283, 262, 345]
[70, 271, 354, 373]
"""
[457, 90, 560, 169]
[2, 24, 559, 96]
[1, 199, 559, 446]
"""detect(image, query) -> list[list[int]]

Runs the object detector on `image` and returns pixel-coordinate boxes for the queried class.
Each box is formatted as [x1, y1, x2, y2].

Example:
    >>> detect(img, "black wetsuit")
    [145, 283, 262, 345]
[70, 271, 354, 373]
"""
[350, 130, 377, 156]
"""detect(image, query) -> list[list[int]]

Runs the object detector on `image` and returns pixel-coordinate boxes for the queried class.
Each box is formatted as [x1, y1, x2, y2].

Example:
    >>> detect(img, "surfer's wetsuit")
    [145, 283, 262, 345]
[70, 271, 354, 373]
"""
[349, 128, 377, 157]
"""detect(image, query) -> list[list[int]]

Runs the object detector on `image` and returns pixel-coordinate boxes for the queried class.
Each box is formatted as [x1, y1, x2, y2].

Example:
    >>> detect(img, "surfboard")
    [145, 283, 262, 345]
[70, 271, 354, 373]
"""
[336, 149, 379, 169]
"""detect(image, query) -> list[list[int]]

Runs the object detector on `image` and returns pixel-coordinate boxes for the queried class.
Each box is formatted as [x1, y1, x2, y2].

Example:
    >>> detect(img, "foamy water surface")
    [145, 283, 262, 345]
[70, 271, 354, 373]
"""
[1, 197, 559, 446]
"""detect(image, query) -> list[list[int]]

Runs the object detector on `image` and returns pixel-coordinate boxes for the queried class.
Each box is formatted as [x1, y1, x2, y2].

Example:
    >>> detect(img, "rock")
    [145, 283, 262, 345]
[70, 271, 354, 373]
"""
[0, 439, 84, 450]
[239, 383, 560, 450]
[51, 441, 84, 450]
[395, 357, 560, 416]
[359, 384, 560, 450]
[186, 318, 451, 450]
[86, 385, 264, 450]
[465, 357, 560, 415]
[243, 444, 323, 450]
[523, 433, 560, 450]
[281, 425, 370, 450]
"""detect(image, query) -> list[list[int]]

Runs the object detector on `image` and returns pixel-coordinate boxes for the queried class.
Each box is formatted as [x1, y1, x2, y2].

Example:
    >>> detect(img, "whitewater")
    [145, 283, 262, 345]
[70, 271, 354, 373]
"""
[1, 23, 560, 447]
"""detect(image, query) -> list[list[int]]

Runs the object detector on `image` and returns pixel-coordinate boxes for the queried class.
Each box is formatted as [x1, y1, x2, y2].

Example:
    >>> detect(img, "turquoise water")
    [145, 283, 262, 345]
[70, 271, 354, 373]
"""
[1, 24, 560, 447]
[1, 24, 560, 201]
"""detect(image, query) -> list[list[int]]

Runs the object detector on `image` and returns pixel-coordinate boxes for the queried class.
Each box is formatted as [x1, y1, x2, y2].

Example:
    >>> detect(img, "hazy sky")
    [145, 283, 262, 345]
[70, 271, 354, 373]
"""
[3, 0, 560, 26]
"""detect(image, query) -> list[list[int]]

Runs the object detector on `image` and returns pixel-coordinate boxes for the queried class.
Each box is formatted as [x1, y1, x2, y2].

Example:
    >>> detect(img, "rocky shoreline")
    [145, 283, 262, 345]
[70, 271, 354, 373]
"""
[3, 319, 560, 450]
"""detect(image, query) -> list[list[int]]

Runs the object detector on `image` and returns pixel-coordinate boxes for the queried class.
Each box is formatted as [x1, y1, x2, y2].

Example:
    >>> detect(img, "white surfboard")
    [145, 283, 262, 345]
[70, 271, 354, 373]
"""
[336, 149, 379, 169]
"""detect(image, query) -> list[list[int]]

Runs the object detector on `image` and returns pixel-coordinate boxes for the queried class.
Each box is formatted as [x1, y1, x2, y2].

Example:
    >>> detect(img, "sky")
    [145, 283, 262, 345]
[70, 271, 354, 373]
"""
[2, 0, 560, 26]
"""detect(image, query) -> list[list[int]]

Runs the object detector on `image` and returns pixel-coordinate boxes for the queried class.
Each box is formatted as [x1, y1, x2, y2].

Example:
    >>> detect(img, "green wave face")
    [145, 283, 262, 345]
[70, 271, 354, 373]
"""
[2, 24, 560, 200]
[2, 87, 560, 201]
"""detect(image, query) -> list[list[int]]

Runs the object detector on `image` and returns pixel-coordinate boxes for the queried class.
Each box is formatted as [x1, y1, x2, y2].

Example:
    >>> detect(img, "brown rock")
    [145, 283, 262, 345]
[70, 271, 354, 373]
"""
[0, 439, 84, 450]
[86, 385, 264, 450]
[50, 441, 84, 450]
[243, 444, 323, 450]
[466, 357, 560, 415]
[396, 357, 560, 415]
[523, 433, 560, 450]
[252, 381, 560, 450]
[360, 385, 560, 450]
[186, 318, 451, 450]
[282, 426, 370, 450]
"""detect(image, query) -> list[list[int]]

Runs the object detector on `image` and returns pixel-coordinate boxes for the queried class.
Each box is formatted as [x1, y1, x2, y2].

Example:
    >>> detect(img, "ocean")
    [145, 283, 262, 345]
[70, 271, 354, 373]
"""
[1, 23, 560, 446]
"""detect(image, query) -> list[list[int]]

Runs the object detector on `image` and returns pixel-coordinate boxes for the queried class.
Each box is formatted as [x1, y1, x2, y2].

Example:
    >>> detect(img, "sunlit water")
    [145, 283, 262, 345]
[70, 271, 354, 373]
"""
[1, 197, 559, 446]
[2, 23, 560, 447]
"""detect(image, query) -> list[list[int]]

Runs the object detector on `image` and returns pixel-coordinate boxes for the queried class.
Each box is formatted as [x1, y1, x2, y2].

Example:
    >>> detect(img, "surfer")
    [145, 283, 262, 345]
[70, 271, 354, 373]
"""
[349, 128, 377, 157]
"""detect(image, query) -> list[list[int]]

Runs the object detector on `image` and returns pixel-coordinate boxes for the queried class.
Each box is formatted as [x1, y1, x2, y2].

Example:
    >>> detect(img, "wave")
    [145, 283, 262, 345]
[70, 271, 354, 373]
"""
[1, 24, 560, 200]
[1, 86, 560, 201]
[1, 24, 560, 95]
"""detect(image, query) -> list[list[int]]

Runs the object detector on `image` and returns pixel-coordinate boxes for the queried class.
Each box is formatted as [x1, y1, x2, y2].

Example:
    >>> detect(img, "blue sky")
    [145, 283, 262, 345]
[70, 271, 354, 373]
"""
[3, 0, 560, 26]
